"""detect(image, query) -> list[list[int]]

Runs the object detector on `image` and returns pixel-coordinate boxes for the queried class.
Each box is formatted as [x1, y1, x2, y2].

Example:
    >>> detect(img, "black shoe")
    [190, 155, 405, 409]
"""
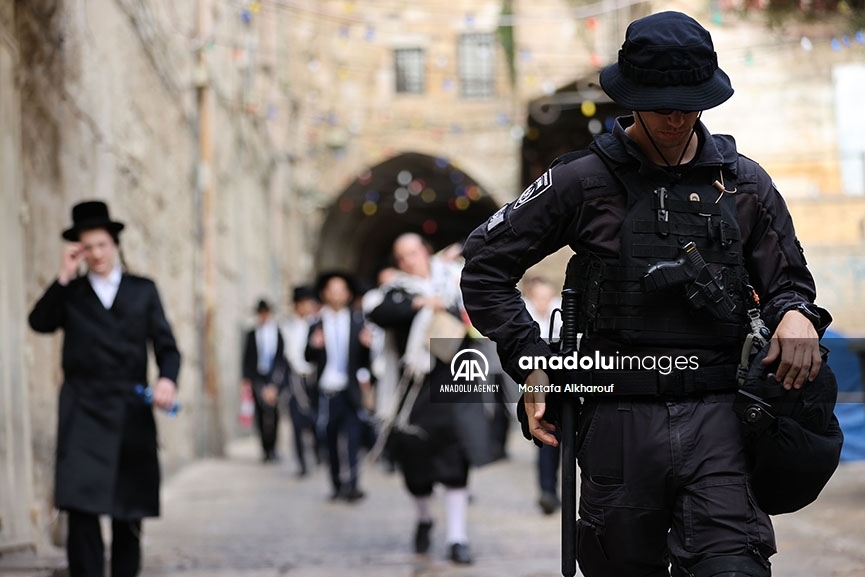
[329, 487, 344, 501]
[538, 492, 561, 515]
[414, 520, 433, 554]
[449, 542, 473, 565]
[344, 487, 365, 502]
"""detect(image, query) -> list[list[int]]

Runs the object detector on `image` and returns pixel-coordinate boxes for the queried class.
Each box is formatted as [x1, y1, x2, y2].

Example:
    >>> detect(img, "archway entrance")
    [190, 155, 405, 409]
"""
[516, 76, 630, 284]
[521, 76, 629, 187]
[316, 152, 499, 285]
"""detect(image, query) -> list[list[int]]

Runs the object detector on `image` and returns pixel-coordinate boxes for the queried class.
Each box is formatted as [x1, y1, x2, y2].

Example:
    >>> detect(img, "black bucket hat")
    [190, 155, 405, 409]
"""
[599, 11, 734, 112]
[62, 200, 125, 241]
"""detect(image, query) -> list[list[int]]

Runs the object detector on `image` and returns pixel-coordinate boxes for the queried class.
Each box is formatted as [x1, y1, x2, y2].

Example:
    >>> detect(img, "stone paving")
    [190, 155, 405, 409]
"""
[3, 427, 865, 576]
[137, 431, 564, 577]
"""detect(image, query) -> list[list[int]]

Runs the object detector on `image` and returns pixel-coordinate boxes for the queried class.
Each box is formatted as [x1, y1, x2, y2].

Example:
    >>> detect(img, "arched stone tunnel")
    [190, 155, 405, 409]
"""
[315, 152, 500, 286]
[314, 74, 629, 288]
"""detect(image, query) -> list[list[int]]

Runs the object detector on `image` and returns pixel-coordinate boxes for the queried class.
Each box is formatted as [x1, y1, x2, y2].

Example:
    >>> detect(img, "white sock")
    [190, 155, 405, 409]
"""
[444, 487, 468, 545]
[414, 496, 432, 523]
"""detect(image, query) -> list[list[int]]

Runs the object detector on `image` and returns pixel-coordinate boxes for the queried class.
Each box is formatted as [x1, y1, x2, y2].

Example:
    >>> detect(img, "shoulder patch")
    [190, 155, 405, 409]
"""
[581, 175, 606, 190]
[513, 170, 553, 210]
[486, 204, 507, 231]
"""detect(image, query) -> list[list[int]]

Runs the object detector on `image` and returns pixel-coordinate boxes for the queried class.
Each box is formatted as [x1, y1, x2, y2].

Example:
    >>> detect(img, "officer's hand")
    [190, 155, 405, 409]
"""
[763, 310, 821, 390]
[524, 369, 558, 447]
[152, 377, 178, 410]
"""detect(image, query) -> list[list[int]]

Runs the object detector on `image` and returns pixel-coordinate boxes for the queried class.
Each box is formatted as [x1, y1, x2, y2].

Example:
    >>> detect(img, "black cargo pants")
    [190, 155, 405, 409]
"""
[575, 393, 775, 577]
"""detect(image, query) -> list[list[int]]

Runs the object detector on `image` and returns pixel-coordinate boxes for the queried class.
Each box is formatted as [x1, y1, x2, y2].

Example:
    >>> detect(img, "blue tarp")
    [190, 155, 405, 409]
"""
[825, 331, 865, 461]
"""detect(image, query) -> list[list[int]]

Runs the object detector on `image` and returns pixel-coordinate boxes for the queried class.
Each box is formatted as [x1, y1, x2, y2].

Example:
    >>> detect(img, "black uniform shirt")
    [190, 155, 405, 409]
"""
[461, 116, 817, 384]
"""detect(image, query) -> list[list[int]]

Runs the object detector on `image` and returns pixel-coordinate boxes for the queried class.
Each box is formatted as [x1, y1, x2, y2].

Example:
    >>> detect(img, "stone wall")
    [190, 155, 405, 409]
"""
[10, 0, 293, 548]
[0, 0, 36, 551]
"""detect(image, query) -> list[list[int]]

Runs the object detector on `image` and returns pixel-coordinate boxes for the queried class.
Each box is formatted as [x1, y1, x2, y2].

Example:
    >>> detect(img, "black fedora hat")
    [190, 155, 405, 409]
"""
[292, 284, 318, 303]
[315, 270, 358, 298]
[599, 11, 733, 112]
[62, 200, 125, 241]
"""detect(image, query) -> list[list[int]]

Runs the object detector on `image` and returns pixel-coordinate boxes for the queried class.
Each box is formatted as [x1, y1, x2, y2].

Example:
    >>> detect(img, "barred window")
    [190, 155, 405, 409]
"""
[458, 33, 495, 99]
[395, 48, 425, 94]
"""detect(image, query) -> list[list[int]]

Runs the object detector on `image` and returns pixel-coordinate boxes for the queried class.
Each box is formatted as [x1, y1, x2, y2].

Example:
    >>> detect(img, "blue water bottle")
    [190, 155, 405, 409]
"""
[135, 385, 180, 416]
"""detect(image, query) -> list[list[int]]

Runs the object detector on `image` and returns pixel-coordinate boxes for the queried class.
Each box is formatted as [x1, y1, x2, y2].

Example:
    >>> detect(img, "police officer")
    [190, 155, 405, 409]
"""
[461, 11, 826, 577]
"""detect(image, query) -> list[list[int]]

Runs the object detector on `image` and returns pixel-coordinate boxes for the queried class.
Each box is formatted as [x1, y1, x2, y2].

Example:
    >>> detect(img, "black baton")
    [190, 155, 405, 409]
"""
[561, 399, 577, 577]
[558, 288, 580, 577]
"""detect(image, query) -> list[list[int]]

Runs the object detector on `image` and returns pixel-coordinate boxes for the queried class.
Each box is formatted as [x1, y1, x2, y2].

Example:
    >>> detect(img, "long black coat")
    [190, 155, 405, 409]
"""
[305, 309, 370, 410]
[28, 274, 181, 519]
[366, 288, 496, 470]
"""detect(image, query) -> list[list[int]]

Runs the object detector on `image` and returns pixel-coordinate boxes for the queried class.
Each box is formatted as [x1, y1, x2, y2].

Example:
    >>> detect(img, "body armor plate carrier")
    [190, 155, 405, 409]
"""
[563, 134, 749, 351]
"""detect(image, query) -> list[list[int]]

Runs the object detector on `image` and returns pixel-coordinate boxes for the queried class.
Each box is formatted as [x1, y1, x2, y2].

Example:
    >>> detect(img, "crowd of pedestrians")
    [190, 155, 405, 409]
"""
[237, 232, 530, 566]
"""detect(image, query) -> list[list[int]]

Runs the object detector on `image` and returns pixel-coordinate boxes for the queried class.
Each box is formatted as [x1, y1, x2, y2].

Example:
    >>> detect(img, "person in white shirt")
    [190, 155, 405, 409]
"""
[305, 272, 371, 502]
[242, 299, 288, 463]
[522, 276, 564, 515]
[365, 234, 488, 565]
[281, 285, 322, 476]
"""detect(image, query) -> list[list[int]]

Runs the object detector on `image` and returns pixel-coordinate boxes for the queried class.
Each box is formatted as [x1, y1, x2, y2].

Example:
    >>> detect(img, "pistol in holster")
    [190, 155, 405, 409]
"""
[642, 241, 736, 320]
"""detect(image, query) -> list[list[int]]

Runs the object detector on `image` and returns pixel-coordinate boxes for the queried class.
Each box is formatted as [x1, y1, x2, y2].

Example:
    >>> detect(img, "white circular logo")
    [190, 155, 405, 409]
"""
[450, 348, 489, 381]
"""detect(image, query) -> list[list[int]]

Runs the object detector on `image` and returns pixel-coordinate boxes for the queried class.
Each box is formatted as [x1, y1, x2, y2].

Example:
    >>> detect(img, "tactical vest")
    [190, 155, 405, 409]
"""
[563, 134, 749, 350]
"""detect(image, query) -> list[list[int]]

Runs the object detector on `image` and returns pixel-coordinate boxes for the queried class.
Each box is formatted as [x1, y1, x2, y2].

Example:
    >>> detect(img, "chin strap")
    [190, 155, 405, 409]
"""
[634, 111, 700, 168]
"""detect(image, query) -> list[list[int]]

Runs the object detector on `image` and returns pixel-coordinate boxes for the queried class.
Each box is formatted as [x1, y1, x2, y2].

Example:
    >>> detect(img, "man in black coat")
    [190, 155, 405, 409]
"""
[242, 299, 289, 463]
[29, 200, 181, 577]
[305, 271, 371, 502]
[281, 285, 322, 477]
[365, 234, 484, 565]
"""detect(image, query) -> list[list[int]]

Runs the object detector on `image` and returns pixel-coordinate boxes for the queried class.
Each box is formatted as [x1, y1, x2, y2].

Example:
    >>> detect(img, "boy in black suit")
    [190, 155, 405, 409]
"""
[242, 299, 288, 463]
[306, 272, 371, 502]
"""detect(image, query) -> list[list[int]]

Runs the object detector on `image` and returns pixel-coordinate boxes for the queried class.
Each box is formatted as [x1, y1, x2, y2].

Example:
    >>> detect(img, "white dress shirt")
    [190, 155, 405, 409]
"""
[88, 265, 122, 309]
[281, 314, 316, 376]
[525, 296, 562, 342]
[318, 306, 351, 393]
[255, 320, 279, 375]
